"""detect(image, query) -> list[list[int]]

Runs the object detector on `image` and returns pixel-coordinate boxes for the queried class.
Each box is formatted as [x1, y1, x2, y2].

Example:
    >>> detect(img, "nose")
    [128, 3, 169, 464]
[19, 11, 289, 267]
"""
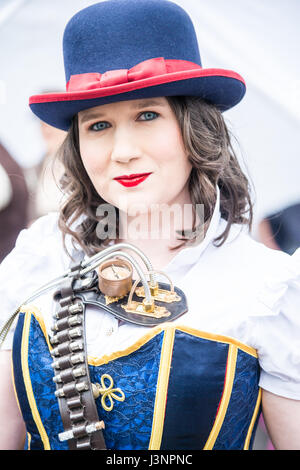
[110, 126, 141, 163]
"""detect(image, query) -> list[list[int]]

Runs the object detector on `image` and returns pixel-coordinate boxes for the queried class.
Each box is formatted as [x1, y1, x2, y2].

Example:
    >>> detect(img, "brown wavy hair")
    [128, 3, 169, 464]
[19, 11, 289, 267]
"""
[56, 96, 253, 258]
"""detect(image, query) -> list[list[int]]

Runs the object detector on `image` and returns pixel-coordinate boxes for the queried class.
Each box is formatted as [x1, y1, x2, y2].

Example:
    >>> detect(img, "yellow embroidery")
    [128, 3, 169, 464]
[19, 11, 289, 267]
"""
[20, 306, 51, 449]
[88, 322, 257, 367]
[94, 374, 125, 412]
[203, 344, 238, 450]
[27, 432, 31, 450]
[244, 388, 262, 449]
[148, 327, 175, 450]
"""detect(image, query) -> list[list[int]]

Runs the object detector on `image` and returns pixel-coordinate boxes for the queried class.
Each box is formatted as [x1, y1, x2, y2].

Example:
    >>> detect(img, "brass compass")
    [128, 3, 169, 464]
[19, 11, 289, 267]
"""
[98, 258, 133, 297]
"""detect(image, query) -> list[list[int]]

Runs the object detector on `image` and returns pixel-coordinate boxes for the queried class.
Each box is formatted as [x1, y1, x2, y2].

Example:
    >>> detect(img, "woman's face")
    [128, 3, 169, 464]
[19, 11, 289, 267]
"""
[78, 97, 192, 215]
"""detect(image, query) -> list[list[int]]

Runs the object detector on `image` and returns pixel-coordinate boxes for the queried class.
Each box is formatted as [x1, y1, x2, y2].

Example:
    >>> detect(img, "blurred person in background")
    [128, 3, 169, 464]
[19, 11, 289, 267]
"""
[25, 96, 66, 224]
[0, 142, 29, 262]
[258, 204, 300, 255]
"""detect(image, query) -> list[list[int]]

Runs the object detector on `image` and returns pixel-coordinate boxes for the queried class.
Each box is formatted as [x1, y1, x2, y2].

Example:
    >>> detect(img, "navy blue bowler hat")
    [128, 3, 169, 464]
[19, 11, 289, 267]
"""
[29, 0, 246, 131]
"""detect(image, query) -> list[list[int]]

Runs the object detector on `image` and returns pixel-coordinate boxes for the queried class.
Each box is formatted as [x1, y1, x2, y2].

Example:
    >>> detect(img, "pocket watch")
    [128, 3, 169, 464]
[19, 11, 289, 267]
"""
[98, 258, 133, 297]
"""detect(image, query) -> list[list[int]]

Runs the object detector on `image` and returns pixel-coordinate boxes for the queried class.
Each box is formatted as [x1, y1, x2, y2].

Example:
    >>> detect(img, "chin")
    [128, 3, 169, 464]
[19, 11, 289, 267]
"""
[113, 193, 152, 213]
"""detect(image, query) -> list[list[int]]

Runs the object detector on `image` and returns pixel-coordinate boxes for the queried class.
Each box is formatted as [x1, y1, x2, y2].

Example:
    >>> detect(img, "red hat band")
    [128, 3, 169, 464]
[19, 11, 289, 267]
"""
[66, 57, 202, 93]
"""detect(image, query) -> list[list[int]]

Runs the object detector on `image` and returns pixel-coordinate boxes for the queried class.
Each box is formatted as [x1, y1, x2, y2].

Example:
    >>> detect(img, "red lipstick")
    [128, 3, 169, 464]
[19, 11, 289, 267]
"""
[114, 173, 152, 187]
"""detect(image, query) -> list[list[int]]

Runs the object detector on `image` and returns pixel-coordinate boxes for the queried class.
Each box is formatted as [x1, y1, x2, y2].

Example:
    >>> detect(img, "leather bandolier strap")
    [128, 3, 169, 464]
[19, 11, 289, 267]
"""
[51, 258, 106, 450]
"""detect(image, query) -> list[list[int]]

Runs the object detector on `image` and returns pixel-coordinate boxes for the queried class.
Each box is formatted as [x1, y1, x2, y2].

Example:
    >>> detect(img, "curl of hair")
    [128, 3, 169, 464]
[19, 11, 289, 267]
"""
[167, 97, 253, 246]
[56, 96, 253, 258]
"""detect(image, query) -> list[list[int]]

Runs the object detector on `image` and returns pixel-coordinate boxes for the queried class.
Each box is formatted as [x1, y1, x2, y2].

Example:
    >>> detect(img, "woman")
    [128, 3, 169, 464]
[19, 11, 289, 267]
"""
[0, 0, 299, 450]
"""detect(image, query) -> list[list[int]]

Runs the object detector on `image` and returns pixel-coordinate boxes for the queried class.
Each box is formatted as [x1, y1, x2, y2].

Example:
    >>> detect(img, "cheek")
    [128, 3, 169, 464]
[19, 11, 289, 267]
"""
[157, 124, 191, 172]
[78, 138, 113, 202]
[79, 139, 106, 176]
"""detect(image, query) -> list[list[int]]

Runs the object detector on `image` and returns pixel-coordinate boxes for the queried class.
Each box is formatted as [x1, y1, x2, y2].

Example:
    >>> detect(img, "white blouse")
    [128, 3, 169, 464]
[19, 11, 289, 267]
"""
[1, 195, 300, 401]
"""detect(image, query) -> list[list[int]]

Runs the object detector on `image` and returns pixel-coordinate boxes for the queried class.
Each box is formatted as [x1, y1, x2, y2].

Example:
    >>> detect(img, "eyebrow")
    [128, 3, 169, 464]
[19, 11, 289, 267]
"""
[79, 98, 166, 124]
[132, 98, 166, 109]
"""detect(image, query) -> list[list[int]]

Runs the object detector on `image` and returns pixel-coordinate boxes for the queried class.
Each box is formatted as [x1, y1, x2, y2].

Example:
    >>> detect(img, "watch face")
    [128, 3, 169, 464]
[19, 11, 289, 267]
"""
[98, 259, 133, 298]
[101, 264, 130, 280]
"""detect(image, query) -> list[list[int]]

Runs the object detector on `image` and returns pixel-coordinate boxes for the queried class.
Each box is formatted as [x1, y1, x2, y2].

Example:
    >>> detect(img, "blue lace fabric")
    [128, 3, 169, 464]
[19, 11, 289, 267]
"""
[13, 310, 261, 450]
[89, 333, 163, 449]
[213, 348, 261, 449]
[13, 313, 68, 450]
[13, 311, 163, 450]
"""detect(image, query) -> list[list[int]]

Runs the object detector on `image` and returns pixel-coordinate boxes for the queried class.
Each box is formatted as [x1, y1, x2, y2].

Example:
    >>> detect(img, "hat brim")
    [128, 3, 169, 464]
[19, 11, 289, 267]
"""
[29, 68, 246, 131]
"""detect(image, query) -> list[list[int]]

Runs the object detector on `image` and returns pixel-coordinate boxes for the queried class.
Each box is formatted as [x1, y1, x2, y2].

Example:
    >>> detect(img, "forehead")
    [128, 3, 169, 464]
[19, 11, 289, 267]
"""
[78, 97, 169, 122]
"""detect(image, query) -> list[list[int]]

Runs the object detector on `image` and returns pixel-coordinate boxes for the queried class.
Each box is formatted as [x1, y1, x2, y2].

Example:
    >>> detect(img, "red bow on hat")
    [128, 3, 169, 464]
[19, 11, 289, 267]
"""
[66, 57, 202, 92]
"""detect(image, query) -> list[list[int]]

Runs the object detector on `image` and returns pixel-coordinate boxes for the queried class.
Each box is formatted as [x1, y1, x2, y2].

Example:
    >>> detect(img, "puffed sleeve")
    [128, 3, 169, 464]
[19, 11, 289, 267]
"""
[249, 247, 300, 400]
[0, 212, 64, 349]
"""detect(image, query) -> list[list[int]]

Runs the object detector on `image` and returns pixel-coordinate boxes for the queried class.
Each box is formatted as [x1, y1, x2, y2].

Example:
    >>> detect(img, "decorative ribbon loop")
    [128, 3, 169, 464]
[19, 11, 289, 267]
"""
[96, 373, 125, 412]
[66, 57, 201, 92]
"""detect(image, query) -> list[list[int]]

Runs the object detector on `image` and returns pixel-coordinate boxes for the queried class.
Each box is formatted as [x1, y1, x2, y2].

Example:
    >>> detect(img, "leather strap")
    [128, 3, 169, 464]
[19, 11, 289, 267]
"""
[51, 257, 106, 450]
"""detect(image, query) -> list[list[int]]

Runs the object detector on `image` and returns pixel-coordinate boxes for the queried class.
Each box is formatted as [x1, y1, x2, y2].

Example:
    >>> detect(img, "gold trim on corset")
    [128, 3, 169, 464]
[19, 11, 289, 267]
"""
[203, 344, 238, 450]
[88, 323, 257, 366]
[148, 327, 175, 450]
[175, 325, 257, 358]
[20, 304, 52, 352]
[27, 433, 31, 450]
[20, 305, 51, 450]
[18, 306, 257, 365]
[244, 387, 262, 449]
[18, 305, 260, 451]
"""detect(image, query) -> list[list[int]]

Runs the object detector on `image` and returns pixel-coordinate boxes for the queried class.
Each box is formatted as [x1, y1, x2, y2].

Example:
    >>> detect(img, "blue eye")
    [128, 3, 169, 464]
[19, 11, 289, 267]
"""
[90, 121, 110, 131]
[139, 111, 158, 121]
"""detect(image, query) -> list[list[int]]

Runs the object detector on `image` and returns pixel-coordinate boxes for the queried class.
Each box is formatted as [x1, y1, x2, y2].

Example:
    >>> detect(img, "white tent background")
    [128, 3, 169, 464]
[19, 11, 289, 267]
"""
[0, 0, 299, 238]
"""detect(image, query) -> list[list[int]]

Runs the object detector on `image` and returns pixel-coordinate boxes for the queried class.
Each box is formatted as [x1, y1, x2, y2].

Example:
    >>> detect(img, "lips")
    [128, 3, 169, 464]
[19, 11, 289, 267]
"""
[114, 173, 152, 180]
[114, 172, 152, 187]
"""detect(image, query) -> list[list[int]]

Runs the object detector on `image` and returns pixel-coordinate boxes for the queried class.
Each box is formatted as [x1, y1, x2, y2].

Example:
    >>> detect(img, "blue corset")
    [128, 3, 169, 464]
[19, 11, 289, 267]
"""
[12, 306, 261, 450]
